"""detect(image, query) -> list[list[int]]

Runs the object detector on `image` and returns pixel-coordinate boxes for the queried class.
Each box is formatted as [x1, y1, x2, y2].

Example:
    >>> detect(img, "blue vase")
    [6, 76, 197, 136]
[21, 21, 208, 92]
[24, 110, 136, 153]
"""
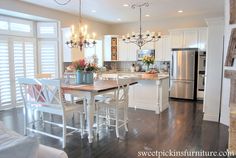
[76, 70, 84, 84]
[84, 72, 94, 84]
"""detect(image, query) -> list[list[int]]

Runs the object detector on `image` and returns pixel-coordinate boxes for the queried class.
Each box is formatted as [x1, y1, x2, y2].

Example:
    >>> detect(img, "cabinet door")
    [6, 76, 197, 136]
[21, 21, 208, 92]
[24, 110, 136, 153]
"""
[142, 41, 155, 50]
[104, 36, 111, 61]
[198, 28, 208, 51]
[155, 39, 163, 61]
[62, 28, 72, 62]
[128, 43, 138, 61]
[183, 30, 198, 48]
[170, 31, 184, 48]
[118, 39, 128, 61]
[162, 36, 171, 61]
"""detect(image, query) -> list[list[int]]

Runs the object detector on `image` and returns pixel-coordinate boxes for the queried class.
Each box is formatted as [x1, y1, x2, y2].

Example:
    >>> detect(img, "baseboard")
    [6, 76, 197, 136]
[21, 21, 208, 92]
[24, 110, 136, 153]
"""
[203, 113, 219, 122]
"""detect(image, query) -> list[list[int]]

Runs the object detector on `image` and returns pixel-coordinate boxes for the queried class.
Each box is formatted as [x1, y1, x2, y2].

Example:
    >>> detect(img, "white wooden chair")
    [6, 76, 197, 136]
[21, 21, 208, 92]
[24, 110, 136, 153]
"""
[95, 77, 130, 138]
[18, 78, 85, 148]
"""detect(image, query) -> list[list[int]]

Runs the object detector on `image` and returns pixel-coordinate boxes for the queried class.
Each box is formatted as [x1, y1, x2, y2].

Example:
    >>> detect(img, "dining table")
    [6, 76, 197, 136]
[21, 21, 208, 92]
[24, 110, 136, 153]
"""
[61, 79, 138, 143]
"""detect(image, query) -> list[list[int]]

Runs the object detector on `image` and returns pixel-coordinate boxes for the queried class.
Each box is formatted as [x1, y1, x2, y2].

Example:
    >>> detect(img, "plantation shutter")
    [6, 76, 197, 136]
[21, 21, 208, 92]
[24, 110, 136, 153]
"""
[0, 39, 11, 107]
[13, 41, 25, 103]
[13, 39, 36, 104]
[38, 41, 58, 77]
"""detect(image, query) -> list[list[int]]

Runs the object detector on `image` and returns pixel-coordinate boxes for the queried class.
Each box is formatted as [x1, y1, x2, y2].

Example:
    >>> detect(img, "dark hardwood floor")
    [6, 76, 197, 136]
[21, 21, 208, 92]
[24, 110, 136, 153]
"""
[0, 100, 229, 158]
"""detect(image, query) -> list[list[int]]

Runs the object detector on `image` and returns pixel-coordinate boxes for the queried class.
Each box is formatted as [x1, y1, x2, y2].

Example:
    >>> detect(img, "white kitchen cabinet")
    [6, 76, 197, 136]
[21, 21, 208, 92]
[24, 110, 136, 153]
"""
[128, 43, 138, 61]
[104, 35, 118, 61]
[62, 27, 72, 62]
[198, 28, 208, 51]
[183, 29, 198, 48]
[162, 36, 171, 61]
[155, 39, 163, 61]
[118, 38, 128, 61]
[169, 28, 207, 50]
[129, 78, 169, 114]
[155, 35, 171, 61]
[118, 39, 138, 61]
[170, 31, 184, 48]
[142, 41, 155, 50]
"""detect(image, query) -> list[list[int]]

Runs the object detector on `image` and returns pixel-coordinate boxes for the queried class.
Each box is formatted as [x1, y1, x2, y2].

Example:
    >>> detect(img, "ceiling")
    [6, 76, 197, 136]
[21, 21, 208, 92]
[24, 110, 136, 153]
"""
[20, 0, 224, 24]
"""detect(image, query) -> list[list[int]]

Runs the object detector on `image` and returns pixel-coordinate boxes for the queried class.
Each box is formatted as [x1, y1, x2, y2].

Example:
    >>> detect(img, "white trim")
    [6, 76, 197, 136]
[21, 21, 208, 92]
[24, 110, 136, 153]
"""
[203, 113, 219, 122]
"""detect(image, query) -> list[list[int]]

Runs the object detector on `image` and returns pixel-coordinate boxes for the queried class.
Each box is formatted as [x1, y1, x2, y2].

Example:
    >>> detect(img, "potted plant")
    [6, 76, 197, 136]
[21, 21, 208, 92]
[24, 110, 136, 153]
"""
[69, 59, 98, 84]
[70, 59, 86, 84]
[142, 55, 155, 71]
[84, 63, 98, 84]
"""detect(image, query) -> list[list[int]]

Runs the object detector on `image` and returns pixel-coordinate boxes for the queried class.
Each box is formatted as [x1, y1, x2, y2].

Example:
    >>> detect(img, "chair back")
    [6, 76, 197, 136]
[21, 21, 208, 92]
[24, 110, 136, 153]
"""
[38, 79, 65, 109]
[18, 78, 46, 109]
[115, 77, 130, 103]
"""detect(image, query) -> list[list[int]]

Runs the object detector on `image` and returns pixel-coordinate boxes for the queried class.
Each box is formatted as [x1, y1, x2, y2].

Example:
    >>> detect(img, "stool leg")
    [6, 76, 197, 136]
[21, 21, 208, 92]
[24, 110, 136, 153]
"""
[115, 106, 119, 138]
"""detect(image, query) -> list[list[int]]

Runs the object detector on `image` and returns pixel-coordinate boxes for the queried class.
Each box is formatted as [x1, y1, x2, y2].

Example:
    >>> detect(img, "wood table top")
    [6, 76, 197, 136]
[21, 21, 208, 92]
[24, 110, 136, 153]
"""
[62, 79, 138, 93]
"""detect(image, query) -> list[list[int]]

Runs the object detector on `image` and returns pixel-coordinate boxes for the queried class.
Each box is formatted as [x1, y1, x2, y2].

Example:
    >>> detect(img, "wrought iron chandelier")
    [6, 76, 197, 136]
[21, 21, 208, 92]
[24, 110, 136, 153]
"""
[122, 2, 161, 49]
[64, 0, 96, 50]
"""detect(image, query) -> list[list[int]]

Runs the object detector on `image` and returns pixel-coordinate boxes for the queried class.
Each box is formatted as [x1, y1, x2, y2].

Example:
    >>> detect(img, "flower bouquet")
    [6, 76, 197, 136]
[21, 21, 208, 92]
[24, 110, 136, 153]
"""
[68, 59, 98, 84]
[142, 55, 155, 71]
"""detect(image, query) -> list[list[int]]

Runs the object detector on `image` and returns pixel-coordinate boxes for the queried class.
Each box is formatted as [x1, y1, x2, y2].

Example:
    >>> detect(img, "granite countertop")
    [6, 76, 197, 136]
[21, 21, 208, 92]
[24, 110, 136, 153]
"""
[102, 71, 169, 81]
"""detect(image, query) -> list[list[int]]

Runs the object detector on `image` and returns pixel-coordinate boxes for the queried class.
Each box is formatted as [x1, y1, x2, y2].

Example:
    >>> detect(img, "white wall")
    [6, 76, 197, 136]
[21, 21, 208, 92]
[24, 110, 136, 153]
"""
[203, 18, 224, 122]
[0, 0, 111, 39]
[110, 15, 208, 35]
[220, 0, 236, 126]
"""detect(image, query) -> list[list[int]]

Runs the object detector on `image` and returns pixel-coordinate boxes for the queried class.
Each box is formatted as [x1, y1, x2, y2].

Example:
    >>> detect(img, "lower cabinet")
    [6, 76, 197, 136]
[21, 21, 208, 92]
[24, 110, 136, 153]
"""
[129, 78, 169, 114]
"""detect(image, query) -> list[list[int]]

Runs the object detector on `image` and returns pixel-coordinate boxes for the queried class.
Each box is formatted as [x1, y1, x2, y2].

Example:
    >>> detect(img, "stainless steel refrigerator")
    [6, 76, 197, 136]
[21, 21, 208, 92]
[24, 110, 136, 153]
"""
[170, 48, 198, 100]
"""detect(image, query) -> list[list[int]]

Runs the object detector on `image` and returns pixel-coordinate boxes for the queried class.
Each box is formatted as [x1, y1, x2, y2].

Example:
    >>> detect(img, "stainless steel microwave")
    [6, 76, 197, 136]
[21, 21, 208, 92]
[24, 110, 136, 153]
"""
[137, 49, 155, 60]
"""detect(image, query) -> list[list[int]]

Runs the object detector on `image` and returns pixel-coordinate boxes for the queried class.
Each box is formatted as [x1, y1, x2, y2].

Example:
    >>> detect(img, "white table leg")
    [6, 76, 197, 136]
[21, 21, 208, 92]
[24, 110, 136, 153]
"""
[87, 93, 95, 143]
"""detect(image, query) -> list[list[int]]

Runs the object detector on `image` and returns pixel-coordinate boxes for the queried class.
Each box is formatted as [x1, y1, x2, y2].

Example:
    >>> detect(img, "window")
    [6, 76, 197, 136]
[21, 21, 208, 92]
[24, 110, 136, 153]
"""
[38, 41, 58, 77]
[0, 37, 36, 109]
[13, 39, 36, 104]
[0, 16, 33, 36]
[0, 39, 11, 108]
[37, 22, 58, 38]
[0, 16, 60, 110]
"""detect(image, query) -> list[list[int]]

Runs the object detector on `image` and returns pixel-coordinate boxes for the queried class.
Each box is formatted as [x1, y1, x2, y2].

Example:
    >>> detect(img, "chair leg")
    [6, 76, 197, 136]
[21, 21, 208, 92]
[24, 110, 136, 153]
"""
[62, 115, 67, 148]
[32, 109, 35, 129]
[96, 106, 99, 135]
[83, 98, 87, 121]
[124, 106, 128, 132]
[115, 107, 119, 138]
[23, 107, 28, 136]
[80, 112, 84, 138]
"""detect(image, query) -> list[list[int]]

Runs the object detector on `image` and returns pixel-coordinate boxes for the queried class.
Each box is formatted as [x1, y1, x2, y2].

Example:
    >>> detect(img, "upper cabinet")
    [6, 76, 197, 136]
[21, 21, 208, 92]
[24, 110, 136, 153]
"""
[142, 41, 155, 50]
[170, 31, 184, 48]
[169, 27, 208, 51]
[198, 28, 208, 51]
[117, 38, 138, 61]
[155, 35, 171, 61]
[183, 29, 198, 48]
[104, 35, 118, 61]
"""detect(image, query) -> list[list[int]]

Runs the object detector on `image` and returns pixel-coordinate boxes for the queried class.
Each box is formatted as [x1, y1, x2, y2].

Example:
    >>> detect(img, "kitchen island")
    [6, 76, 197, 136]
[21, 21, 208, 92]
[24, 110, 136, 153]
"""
[101, 72, 170, 114]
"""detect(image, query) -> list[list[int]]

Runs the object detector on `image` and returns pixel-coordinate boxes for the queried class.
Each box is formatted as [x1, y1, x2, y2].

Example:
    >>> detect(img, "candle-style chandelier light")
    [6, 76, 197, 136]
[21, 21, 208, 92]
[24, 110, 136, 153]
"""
[63, 0, 96, 50]
[122, 2, 161, 49]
